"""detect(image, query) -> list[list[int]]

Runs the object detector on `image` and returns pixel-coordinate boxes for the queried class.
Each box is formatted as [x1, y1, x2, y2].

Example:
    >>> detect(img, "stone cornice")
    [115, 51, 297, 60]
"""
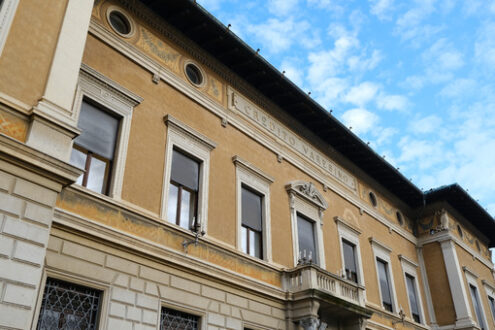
[0, 134, 83, 189]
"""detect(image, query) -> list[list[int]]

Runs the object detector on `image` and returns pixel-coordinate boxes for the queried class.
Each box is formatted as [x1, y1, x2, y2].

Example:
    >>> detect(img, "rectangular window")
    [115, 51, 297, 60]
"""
[70, 100, 120, 195]
[161, 307, 199, 330]
[470, 284, 486, 330]
[37, 278, 102, 330]
[297, 213, 317, 264]
[342, 239, 358, 283]
[489, 296, 495, 322]
[167, 149, 200, 231]
[377, 258, 393, 312]
[241, 186, 263, 259]
[406, 274, 421, 323]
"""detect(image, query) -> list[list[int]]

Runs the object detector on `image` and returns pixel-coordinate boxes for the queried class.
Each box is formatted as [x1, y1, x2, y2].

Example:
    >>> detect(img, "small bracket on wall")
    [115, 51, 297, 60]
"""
[322, 184, 328, 192]
[388, 226, 393, 234]
[277, 154, 283, 163]
[221, 117, 228, 127]
[152, 73, 160, 84]
[359, 208, 364, 215]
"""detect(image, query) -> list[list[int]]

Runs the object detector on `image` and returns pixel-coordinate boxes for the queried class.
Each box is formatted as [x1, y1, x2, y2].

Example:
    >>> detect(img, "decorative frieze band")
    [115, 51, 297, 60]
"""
[228, 88, 357, 192]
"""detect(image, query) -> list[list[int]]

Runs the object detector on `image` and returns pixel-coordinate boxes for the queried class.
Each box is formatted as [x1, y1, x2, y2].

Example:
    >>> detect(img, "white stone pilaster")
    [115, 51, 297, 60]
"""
[27, 0, 94, 160]
[440, 239, 476, 329]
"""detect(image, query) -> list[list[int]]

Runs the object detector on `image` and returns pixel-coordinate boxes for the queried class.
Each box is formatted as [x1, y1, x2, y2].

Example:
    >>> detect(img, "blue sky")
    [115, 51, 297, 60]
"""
[197, 0, 495, 216]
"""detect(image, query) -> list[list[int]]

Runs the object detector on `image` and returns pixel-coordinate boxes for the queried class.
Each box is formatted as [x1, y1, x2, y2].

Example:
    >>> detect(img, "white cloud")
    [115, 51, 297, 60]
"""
[280, 59, 305, 87]
[475, 21, 495, 68]
[394, 0, 442, 46]
[439, 79, 476, 98]
[246, 17, 319, 54]
[423, 39, 464, 71]
[341, 108, 379, 135]
[369, 0, 395, 20]
[409, 115, 442, 134]
[343, 82, 379, 106]
[268, 0, 300, 16]
[376, 94, 409, 111]
[312, 77, 349, 108]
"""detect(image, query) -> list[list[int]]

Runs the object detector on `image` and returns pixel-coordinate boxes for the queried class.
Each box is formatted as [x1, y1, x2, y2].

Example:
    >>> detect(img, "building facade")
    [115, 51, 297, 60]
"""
[0, 1, 494, 329]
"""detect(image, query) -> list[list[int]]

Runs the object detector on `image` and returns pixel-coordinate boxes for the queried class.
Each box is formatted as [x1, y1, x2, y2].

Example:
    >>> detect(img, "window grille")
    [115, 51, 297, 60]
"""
[161, 307, 199, 330]
[37, 278, 102, 330]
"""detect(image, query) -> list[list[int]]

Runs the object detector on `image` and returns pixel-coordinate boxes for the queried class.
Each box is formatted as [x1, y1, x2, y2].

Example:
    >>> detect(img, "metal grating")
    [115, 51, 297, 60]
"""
[37, 278, 102, 330]
[161, 307, 199, 330]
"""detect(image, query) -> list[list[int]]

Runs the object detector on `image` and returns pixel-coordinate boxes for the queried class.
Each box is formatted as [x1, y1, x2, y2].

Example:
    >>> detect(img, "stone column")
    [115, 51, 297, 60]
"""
[0, 136, 82, 329]
[27, 0, 94, 161]
[440, 239, 477, 329]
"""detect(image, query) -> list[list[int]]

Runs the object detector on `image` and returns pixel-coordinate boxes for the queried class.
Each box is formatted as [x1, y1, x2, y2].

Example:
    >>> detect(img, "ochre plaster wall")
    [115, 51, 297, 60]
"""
[0, 0, 68, 107]
[79, 8, 437, 302]
[422, 242, 456, 325]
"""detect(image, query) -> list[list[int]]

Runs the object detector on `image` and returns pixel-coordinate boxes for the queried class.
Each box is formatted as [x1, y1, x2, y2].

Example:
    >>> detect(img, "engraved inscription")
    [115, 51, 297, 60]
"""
[229, 89, 357, 191]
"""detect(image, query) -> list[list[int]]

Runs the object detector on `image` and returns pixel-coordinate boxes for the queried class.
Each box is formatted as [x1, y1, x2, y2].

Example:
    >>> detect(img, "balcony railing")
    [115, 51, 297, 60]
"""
[283, 264, 366, 307]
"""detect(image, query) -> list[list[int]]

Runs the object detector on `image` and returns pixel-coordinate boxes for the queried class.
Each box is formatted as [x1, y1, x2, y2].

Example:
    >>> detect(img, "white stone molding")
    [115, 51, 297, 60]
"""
[88, 17, 420, 250]
[464, 266, 489, 329]
[416, 247, 438, 327]
[71, 64, 143, 199]
[399, 255, 426, 325]
[287, 181, 327, 268]
[418, 230, 494, 270]
[0, 0, 19, 57]
[334, 216, 365, 289]
[440, 239, 476, 329]
[36, 0, 94, 118]
[233, 156, 273, 262]
[369, 237, 399, 314]
[161, 115, 216, 233]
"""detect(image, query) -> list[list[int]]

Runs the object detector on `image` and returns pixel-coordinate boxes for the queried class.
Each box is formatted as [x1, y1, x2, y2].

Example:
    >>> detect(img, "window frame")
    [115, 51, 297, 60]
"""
[483, 280, 495, 325]
[0, 0, 19, 57]
[72, 64, 142, 198]
[399, 255, 426, 324]
[161, 115, 216, 233]
[335, 216, 364, 286]
[464, 267, 488, 330]
[167, 149, 201, 231]
[286, 181, 327, 268]
[234, 156, 273, 261]
[370, 237, 399, 314]
[160, 302, 206, 330]
[33, 271, 109, 330]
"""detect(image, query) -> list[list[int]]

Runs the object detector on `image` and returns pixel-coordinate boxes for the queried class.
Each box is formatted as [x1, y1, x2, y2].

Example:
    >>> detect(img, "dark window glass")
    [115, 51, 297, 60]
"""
[161, 307, 199, 330]
[297, 214, 317, 264]
[168, 149, 200, 230]
[488, 296, 495, 322]
[343, 240, 358, 283]
[377, 259, 393, 312]
[37, 278, 102, 330]
[470, 284, 486, 330]
[109, 11, 131, 35]
[406, 274, 421, 323]
[70, 101, 119, 195]
[241, 186, 263, 259]
[185, 64, 203, 86]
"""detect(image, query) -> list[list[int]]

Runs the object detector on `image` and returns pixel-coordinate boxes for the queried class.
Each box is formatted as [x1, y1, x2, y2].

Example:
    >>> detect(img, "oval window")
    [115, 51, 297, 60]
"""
[369, 191, 378, 207]
[185, 63, 204, 86]
[108, 10, 132, 36]
[396, 211, 404, 225]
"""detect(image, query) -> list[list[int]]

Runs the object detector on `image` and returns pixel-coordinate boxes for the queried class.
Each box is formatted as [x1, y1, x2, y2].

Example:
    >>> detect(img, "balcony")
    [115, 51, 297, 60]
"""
[283, 265, 372, 329]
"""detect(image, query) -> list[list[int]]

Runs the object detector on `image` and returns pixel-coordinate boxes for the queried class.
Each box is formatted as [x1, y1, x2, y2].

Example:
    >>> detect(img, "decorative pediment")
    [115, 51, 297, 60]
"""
[286, 181, 328, 210]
